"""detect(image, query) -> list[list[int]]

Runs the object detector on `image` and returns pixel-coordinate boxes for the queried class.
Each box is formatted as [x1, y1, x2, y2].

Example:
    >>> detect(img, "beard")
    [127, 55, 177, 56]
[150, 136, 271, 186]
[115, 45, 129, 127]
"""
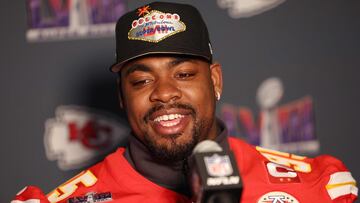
[142, 103, 210, 163]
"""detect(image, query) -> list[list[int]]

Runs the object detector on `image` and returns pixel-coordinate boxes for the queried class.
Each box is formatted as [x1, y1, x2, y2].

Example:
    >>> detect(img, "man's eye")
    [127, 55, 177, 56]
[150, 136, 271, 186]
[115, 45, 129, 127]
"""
[131, 79, 152, 86]
[176, 72, 195, 79]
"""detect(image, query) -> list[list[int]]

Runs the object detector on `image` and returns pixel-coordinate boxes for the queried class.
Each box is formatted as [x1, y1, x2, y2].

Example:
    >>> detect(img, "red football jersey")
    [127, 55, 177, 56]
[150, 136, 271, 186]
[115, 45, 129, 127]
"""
[12, 137, 358, 203]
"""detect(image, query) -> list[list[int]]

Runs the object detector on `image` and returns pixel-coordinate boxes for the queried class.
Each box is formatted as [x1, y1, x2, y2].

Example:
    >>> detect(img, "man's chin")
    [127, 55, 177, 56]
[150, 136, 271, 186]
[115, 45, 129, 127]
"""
[144, 134, 198, 163]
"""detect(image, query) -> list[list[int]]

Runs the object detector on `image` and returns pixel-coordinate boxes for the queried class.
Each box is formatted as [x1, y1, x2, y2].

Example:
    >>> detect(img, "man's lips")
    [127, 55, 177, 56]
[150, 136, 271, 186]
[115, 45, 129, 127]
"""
[148, 108, 192, 121]
[154, 114, 185, 126]
[148, 109, 193, 135]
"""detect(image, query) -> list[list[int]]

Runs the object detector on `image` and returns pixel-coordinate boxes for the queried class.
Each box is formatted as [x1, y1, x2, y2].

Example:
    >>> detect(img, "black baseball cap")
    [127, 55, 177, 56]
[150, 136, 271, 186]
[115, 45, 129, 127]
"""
[110, 1, 213, 72]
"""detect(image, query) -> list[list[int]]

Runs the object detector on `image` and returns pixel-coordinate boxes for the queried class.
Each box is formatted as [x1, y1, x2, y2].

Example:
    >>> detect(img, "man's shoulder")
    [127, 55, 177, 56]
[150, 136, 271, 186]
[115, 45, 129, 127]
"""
[46, 147, 129, 203]
[12, 147, 127, 203]
[227, 136, 350, 173]
[12, 169, 104, 203]
[227, 136, 358, 202]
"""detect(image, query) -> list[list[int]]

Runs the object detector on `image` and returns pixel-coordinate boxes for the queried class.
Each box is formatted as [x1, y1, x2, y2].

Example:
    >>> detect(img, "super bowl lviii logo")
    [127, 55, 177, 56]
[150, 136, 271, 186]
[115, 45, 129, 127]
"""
[221, 77, 319, 154]
[44, 105, 129, 170]
[26, 0, 126, 42]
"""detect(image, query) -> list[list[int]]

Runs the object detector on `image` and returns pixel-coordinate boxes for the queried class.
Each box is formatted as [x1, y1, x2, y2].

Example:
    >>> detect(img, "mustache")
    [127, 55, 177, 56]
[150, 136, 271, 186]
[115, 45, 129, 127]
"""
[143, 102, 196, 123]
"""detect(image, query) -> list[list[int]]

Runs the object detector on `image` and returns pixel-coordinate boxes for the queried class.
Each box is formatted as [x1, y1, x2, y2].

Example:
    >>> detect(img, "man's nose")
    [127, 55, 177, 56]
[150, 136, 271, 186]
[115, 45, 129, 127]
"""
[149, 78, 182, 103]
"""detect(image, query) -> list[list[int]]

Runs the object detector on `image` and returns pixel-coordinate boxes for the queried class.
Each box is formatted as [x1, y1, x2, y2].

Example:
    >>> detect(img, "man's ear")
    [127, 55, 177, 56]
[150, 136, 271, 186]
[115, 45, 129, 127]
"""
[209, 62, 223, 98]
[117, 77, 124, 109]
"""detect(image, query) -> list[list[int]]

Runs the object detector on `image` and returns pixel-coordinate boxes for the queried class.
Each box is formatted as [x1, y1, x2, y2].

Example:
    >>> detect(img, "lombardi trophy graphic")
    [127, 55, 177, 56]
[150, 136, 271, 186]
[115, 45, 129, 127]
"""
[256, 77, 284, 150]
[69, 0, 91, 35]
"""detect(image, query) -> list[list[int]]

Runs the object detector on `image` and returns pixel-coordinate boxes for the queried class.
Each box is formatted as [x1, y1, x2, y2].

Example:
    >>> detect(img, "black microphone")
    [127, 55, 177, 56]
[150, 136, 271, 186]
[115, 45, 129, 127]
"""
[188, 140, 242, 203]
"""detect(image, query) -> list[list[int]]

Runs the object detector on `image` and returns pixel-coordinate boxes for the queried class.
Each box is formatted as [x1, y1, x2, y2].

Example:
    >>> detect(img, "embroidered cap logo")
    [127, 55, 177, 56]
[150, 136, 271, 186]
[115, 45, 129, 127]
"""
[137, 5, 151, 16]
[128, 10, 186, 43]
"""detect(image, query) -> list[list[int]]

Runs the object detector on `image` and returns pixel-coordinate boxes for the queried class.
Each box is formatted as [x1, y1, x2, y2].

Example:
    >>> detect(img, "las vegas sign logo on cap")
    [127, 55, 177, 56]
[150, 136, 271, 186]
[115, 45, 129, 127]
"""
[128, 6, 186, 43]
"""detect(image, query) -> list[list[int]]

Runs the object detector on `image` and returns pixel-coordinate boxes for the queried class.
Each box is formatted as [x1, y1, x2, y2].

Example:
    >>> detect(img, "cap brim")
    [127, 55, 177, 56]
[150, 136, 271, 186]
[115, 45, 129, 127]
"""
[110, 51, 212, 73]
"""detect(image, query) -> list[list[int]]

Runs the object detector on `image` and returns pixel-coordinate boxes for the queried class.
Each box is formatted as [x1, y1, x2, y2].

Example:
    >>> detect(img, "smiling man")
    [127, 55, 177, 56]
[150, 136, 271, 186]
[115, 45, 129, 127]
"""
[12, 2, 358, 203]
[119, 56, 221, 162]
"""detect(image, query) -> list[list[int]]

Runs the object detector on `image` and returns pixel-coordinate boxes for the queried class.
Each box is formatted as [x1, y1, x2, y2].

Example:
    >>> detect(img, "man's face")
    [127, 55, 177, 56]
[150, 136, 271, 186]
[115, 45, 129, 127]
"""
[119, 55, 222, 162]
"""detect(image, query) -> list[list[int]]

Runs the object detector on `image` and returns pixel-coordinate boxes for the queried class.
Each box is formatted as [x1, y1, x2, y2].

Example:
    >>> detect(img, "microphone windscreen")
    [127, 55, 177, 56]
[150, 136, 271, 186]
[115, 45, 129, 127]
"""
[192, 140, 223, 154]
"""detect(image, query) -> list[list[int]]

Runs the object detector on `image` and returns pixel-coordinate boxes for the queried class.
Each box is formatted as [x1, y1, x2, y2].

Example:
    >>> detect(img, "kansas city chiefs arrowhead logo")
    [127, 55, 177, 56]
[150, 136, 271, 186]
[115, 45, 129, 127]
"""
[44, 105, 129, 170]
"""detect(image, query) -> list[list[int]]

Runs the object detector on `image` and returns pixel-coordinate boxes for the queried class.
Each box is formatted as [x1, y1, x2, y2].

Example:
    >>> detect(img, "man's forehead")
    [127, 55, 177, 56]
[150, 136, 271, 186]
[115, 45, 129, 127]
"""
[120, 55, 208, 76]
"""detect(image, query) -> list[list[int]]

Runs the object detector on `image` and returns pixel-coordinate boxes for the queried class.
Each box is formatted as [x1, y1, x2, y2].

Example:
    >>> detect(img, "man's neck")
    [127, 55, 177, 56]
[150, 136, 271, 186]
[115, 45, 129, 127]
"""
[123, 119, 229, 196]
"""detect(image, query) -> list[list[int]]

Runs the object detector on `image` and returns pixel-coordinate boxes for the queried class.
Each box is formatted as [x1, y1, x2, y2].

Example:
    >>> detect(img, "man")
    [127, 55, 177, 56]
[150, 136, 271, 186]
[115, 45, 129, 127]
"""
[12, 2, 358, 203]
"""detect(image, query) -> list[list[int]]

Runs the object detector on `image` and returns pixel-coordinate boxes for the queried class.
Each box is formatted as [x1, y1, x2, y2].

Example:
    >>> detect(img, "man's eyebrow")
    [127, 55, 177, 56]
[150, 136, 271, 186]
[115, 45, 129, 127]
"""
[168, 57, 194, 68]
[124, 64, 151, 76]
[123, 56, 196, 76]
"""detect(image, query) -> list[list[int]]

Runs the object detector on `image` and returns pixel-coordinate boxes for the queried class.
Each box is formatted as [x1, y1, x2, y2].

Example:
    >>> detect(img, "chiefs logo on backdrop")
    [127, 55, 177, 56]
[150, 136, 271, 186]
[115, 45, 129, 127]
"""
[44, 105, 129, 170]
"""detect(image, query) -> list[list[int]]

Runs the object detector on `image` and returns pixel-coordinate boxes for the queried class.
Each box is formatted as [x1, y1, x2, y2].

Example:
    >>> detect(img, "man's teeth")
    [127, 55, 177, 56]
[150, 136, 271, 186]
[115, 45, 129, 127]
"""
[154, 114, 184, 122]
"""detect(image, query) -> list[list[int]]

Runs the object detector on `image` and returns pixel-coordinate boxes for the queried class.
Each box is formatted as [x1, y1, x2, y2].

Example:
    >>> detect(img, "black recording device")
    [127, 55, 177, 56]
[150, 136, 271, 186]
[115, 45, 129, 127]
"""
[188, 140, 243, 203]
